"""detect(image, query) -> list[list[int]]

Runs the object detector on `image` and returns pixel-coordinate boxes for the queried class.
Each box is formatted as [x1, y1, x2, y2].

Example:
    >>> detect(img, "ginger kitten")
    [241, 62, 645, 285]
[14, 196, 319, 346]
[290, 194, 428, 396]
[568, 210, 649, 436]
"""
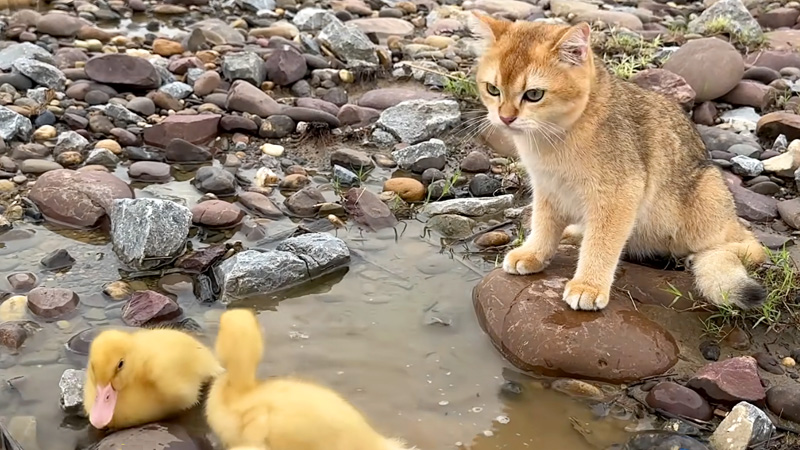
[470, 13, 767, 311]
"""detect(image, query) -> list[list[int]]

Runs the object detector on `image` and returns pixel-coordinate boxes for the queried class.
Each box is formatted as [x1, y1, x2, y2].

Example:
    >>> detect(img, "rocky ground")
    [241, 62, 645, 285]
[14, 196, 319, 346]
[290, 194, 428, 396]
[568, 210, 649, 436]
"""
[0, 0, 798, 448]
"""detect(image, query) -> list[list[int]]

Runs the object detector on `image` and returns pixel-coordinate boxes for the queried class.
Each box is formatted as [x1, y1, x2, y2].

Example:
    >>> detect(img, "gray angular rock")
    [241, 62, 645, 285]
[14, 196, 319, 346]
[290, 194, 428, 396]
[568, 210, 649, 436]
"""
[422, 195, 514, 217]
[708, 402, 774, 450]
[240, 0, 275, 12]
[730, 155, 764, 177]
[377, 99, 461, 144]
[55, 130, 88, 154]
[85, 148, 120, 168]
[12, 59, 65, 90]
[276, 232, 350, 276]
[688, 0, 763, 42]
[58, 369, 85, 415]
[110, 198, 192, 271]
[222, 51, 266, 85]
[318, 19, 379, 66]
[214, 249, 309, 304]
[0, 106, 32, 142]
[0, 43, 55, 71]
[426, 214, 476, 238]
[102, 103, 144, 124]
[391, 139, 447, 173]
[159, 82, 193, 99]
[293, 8, 338, 31]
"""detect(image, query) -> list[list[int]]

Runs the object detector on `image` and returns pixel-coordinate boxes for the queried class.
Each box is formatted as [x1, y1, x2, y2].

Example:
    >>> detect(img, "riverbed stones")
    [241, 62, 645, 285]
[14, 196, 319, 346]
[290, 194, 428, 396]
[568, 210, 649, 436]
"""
[375, 99, 460, 144]
[630, 69, 696, 109]
[84, 54, 161, 89]
[344, 187, 398, 231]
[708, 402, 774, 450]
[662, 38, 744, 103]
[28, 169, 134, 228]
[423, 195, 514, 217]
[12, 59, 65, 91]
[645, 382, 714, 421]
[143, 114, 221, 148]
[192, 167, 236, 196]
[26, 287, 79, 319]
[87, 423, 208, 450]
[222, 51, 266, 85]
[473, 255, 679, 383]
[110, 198, 192, 271]
[191, 200, 244, 228]
[121, 290, 182, 327]
[58, 369, 85, 414]
[687, 356, 765, 404]
[766, 385, 800, 423]
[0, 106, 32, 142]
[392, 139, 447, 173]
[318, 18, 378, 66]
[276, 233, 350, 276]
[214, 249, 310, 303]
[617, 433, 709, 450]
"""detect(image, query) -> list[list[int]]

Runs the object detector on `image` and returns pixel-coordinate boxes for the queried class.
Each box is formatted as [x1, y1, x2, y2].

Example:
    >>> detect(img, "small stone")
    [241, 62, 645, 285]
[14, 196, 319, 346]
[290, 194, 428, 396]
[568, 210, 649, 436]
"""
[708, 401, 774, 450]
[645, 381, 714, 421]
[549, 379, 604, 400]
[731, 155, 764, 177]
[260, 143, 284, 157]
[191, 200, 245, 228]
[383, 177, 425, 202]
[687, 356, 765, 404]
[275, 232, 350, 276]
[766, 385, 800, 423]
[391, 139, 446, 173]
[376, 99, 460, 144]
[460, 151, 491, 173]
[6, 272, 36, 291]
[425, 214, 476, 238]
[754, 352, 784, 374]
[40, 248, 75, 270]
[343, 187, 398, 231]
[782, 357, 796, 367]
[103, 281, 132, 301]
[59, 369, 85, 414]
[26, 287, 79, 319]
[121, 290, 182, 327]
[284, 187, 325, 217]
[700, 340, 721, 361]
[422, 195, 514, 217]
[0, 296, 28, 321]
[474, 231, 510, 248]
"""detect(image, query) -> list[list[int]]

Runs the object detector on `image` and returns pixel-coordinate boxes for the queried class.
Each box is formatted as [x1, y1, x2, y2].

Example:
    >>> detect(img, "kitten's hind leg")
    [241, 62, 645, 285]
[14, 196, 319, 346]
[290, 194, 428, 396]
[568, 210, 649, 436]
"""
[503, 193, 568, 275]
[561, 224, 584, 246]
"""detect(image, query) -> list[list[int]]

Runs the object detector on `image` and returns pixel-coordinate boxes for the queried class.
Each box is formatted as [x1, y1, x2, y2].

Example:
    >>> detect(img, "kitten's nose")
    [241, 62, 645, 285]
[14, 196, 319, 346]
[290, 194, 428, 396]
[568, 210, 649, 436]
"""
[500, 116, 517, 125]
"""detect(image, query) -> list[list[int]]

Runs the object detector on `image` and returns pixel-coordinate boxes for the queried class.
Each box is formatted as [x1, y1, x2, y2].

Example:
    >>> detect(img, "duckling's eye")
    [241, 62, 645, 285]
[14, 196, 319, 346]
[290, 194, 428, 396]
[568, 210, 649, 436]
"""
[117, 359, 124, 370]
[485, 83, 500, 96]
[523, 89, 545, 102]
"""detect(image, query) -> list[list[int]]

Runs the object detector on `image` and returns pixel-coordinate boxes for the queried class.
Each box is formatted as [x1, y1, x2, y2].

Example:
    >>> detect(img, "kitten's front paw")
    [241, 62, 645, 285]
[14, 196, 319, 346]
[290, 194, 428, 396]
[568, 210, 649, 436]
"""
[563, 280, 610, 311]
[502, 247, 548, 275]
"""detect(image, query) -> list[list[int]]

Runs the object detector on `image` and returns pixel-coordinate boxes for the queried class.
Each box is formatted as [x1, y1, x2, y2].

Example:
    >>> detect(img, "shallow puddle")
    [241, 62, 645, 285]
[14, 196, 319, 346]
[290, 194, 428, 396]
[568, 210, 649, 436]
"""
[0, 161, 636, 449]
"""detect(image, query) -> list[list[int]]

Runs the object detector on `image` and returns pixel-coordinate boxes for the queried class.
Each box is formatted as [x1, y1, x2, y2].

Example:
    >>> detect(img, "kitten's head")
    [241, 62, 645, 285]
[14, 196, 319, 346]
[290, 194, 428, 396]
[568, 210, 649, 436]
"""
[470, 14, 595, 135]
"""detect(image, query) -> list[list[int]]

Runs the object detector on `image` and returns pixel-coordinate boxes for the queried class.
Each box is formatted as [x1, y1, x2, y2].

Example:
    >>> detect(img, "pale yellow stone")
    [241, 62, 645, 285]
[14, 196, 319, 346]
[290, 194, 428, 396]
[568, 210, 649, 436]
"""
[32, 125, 56, 141]
[95, 139, 122, 155]
[260, 143, 284, 157]
[0, 296, 28, 321]
[763, 139, 800, 177]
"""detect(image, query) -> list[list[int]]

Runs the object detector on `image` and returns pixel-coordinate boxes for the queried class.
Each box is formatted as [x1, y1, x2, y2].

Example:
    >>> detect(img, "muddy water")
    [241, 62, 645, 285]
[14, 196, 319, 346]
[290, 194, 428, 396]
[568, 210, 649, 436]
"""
[0, 158, 635, 449]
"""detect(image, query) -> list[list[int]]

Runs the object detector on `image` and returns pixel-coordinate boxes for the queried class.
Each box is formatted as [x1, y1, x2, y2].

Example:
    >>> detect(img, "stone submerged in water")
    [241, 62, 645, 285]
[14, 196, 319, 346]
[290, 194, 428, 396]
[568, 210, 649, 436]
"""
[58, 369, 85, 415]
[110, 198, 192, 271]
[422, 195, 514, 217]
[645, 381, 713, 421]
[613, 432, 709, 450]
[26, 287, 79, 319]
[121, 290, 182, 327]
[708, 402, 774, 450]
[87, 423, 209, 450]
[214, 233, 350, 304]
[472, 260, 678, 383]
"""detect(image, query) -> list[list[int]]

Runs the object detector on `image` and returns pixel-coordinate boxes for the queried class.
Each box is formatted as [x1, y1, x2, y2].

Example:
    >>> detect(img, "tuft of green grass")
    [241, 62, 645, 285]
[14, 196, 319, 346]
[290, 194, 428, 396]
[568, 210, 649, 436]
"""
[702, 16, 768, 50]
[443, 73, 479, 100]
[595, 31, 662, 80]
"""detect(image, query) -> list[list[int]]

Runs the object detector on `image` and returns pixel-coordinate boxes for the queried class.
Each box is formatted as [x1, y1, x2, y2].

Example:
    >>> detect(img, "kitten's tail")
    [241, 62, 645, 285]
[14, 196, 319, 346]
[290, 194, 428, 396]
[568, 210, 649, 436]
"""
[689, 243, 767, 309]
[215, 308, 264, 391]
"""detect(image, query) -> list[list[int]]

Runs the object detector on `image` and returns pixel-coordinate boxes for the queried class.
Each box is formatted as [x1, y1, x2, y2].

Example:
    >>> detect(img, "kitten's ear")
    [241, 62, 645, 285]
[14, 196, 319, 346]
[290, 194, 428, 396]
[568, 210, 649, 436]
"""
[468, 11, 509, 42]
[554, 23, 592, 66]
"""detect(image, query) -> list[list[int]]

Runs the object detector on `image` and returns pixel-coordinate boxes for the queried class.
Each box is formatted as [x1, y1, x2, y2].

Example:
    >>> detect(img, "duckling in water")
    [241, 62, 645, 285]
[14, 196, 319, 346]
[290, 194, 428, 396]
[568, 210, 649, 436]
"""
[206, 308, 416, 450]
[84, 327, 223, 430]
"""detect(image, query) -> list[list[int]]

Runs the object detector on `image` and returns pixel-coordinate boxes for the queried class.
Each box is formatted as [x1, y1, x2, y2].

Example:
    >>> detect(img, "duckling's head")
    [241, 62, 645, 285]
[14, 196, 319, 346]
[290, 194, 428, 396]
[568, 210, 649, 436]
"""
[87, 329, 134, 429]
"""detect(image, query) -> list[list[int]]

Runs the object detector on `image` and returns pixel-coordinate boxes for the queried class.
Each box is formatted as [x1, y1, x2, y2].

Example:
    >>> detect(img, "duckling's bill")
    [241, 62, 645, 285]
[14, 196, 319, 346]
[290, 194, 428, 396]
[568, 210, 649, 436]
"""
[90, 383, 117, 429]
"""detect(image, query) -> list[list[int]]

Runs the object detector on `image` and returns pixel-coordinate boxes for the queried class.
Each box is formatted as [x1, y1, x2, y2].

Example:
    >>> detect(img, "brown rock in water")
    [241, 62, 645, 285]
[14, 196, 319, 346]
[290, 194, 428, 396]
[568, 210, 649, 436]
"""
[344, 187, 398, 231]
[175, 244, 227, 273]
[757, 111, 800, 141]
[645, 381, 714, 421]
[191, 200, 244, 228]
[383, 177, 425, 202]
[28, 169, 134, 228]
[630, 68, 696, 110]
[26, 287, 79, 319]
[238, 192, 283, 219]
[474, 231, 510, 248]
[121, 290, 182, 327]
[84, 54, 161, 89]
[143, 114, 220, 148]
[472, 253, 679, 383]
[687, 356, 765, 404]
[661, 38, 743, 102]
[0, 321, 39, 351]
[283, 186, 325, 217]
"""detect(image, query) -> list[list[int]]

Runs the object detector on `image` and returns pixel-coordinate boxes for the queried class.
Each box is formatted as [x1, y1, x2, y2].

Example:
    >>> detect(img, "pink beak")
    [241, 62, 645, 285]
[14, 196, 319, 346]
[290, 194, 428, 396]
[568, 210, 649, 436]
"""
[89, 383, 117, 429]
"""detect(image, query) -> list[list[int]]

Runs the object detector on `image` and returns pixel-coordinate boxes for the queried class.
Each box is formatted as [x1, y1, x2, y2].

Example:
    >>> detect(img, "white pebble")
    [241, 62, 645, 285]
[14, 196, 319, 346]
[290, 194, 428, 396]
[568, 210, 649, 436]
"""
[438, 400, 449, 406]
[495, 415, 510, 424]
[260, 143, 285, 157]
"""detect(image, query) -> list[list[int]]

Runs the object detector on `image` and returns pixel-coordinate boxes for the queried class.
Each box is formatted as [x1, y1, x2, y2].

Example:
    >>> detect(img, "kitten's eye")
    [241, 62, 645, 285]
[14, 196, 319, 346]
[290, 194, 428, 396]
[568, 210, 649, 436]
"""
[523, 89, 545, 102]
[485, 83, 500, 96]
[117, 359, 124, 370]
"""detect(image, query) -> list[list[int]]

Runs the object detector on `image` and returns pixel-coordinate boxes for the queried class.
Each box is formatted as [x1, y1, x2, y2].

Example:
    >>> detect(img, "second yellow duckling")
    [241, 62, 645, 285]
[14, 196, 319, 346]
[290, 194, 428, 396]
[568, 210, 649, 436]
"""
[84, 327, 223, 430]
[206, 308, 417, 450]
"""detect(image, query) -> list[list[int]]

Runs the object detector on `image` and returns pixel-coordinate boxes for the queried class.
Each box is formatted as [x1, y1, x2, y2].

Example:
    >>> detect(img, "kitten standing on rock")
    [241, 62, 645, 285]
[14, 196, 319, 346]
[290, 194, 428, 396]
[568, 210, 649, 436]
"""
[470, 13, 767, 311]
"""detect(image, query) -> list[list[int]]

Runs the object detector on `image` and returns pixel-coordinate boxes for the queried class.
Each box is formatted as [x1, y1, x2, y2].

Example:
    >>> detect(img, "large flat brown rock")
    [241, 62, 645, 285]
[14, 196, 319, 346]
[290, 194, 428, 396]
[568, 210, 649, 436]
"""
[473, 251, 680, 383]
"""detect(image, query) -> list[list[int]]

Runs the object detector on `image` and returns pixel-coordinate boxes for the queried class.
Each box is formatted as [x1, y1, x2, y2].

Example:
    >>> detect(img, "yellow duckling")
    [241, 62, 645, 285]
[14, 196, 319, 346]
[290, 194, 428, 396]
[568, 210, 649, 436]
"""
[84, 327, 223, 430]
[206, 309, 417, 450]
